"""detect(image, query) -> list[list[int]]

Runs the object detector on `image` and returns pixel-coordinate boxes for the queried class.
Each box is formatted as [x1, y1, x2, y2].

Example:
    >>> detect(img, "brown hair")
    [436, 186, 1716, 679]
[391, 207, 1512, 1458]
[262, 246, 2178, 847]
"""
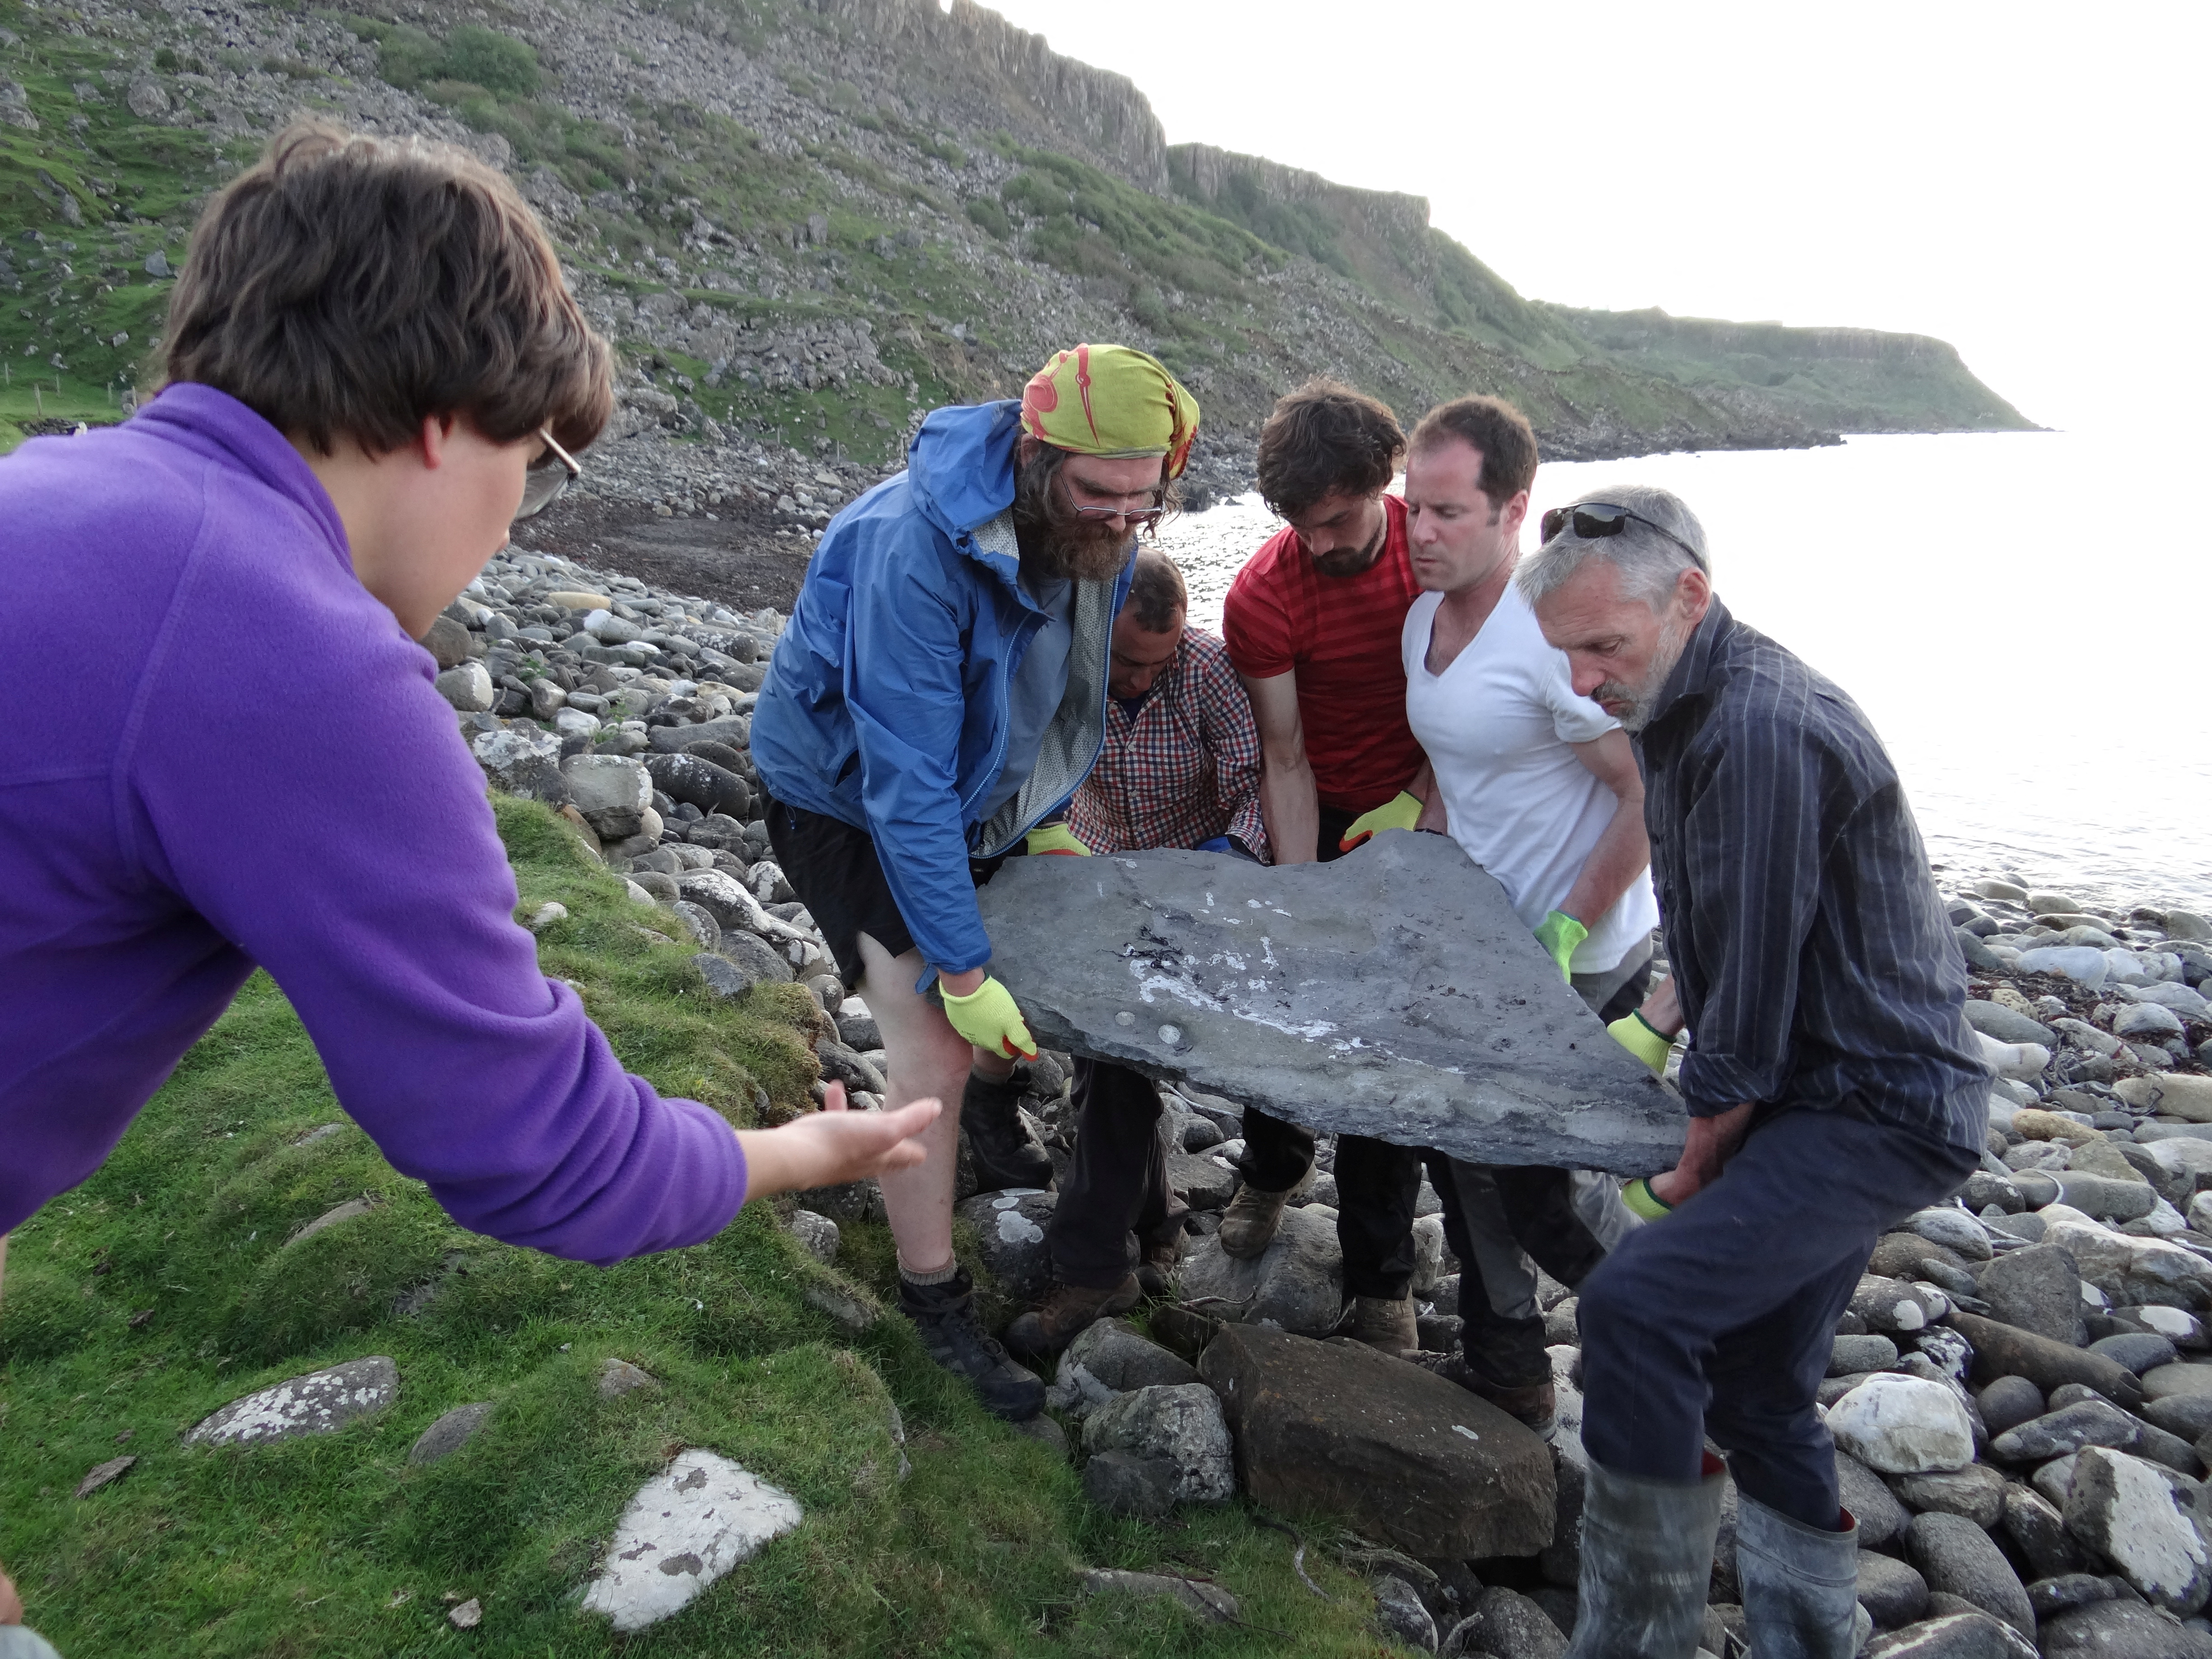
[1125, 548, 1187, 632]
[1408, 395, 1539, 508]
[1254, 379, 1405, 520]
[163, 121, 611, 457]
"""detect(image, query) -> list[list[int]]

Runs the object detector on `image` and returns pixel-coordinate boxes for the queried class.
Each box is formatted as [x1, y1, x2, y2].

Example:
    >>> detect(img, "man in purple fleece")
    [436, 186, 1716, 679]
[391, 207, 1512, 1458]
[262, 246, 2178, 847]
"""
[0, 129, 934, 1342]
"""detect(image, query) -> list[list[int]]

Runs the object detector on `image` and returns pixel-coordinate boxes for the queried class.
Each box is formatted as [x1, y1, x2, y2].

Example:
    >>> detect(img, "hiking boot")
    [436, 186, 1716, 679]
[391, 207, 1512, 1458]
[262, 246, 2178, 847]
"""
[961, 1067, 1054, 1192]
[1134, 1231, 1184, 1297]
[1005, 1274, 1142, 1361]
[899, 1266, 1045, 1421]
[1414, 1350, 1558, 1437]
[1217, 1170, 1309, 1259]
[1345, 1293, 1419, 1355]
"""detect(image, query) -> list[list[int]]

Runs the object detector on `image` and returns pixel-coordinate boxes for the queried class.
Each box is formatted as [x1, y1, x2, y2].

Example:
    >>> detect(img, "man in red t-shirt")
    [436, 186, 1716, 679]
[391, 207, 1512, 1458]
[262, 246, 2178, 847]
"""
[1218, 380, 1431, 1354]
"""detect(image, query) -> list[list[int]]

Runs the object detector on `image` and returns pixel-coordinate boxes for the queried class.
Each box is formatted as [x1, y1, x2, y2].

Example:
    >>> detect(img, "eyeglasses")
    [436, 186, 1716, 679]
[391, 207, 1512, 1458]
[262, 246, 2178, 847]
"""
[1062, 474, 1167, 528]
[1540, 502, 1705, 569]
[514, 426, 583, 521]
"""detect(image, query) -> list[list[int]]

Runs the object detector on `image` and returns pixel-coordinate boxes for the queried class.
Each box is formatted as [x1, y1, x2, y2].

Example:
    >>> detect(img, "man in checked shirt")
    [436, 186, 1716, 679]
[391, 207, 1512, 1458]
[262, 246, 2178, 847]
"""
[1523, 485, 1987, 1659]
[1004, 548, 1269, 1358]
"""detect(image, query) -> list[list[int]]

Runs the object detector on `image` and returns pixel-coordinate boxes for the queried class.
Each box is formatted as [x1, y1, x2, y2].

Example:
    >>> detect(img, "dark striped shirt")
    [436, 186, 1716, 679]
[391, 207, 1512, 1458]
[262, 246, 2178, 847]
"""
[1639, 600, 1987, 1153]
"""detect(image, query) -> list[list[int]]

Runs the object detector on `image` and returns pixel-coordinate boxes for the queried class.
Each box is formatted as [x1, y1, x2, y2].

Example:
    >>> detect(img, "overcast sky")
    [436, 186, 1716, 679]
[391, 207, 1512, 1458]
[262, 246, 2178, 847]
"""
[977, 0, 2206, 436]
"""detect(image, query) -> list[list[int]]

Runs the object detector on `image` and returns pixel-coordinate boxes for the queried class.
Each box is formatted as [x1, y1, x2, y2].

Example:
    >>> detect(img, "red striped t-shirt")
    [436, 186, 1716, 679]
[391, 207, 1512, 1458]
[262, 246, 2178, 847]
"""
[1221, 493, 1425, 812]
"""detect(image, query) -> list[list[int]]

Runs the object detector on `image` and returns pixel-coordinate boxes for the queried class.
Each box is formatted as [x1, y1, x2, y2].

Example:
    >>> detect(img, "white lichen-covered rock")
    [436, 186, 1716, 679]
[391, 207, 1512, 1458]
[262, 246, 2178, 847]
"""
[2061, 1446, 2212, 1615]
[580, 1449, 802, 1632]
[472, 723, 562, 789]
[1823, 1374, 1975, 1474]
[183, 1356, 398, 1447]
[1081, 1383, 1235, 1504]
[2039, 1204, 2212, 1309]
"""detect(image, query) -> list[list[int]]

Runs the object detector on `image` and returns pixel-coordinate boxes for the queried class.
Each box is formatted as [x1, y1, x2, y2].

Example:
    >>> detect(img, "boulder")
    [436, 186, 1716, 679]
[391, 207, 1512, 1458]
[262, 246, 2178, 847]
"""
[1373, 1574, 1439, 1652]
[2037, 1206, 2212, 1311]
[955, 1190, 1055, 1303]
[2061, 1446, 2212, 1614]
[644, 750, 751, 819]
[1907, 1207, 1994, 1262]
[647, 713, 750, 753]
[560, 754, 652, 839]
[579, 1449, 802, 1632]
[1062, 1320, 1200, 1394]
[972, 835, 1683, 1174]
[1857, 1549, 1931, 1630]
[1199, 1324, 1554, 1558]
[1989, 1397, 2147, 1463]
[1851, 1275, 1947, 1335]
[183, 1356, 399, 1447]
[471, 724, 568, 802]
[1893, 1464, 2006, 1528]
[1174, 1203, 1343, 1335]
[1081, 1384, 1234, 1504]
[434, 661, 494, 712]
[1840, 1450, 1911, 1547]
[418, 614, 474, 669]
[2037, 1598, 2212, 1656]
[1975, 1376, 2045, 1437]
[1950, 1312, 2144, 1408]
[2118, 1074, 2212, 1122]
[1976, 1245, 2082, 1343]
[1826, 1375, 1976, 1474]
[1456, 1584, 1564, 1657]
[717, 933, 795, 987]
[1904, 1512, 2035, 1640]
[1865, 1610, 2038, 1657]
[1999, 1481, 2082, 1580]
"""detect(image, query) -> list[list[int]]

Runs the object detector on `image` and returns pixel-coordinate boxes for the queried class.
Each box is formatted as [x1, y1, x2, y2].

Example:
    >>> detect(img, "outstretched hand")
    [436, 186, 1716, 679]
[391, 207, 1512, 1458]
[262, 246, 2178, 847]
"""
[738, 1082, 942, 1200]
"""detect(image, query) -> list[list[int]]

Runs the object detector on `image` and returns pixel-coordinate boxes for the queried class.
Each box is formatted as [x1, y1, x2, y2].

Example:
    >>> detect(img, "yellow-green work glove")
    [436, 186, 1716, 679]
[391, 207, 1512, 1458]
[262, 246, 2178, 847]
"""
[1533, 909, 1587, 981]
[1025, 823, 1090, 857]
[1338, 790, 1423, 851]
[1622, 1177, 1674, 1221]
[940, 975, 1039, 1059]
[1608, 1011, 1674, 1077]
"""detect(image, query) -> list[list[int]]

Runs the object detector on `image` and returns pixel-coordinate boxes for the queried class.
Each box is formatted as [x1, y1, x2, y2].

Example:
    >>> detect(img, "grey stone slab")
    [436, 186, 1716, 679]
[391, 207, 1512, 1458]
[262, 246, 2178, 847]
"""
[975, 834, 1683, 1174]
[183, 1356, 398, 1447]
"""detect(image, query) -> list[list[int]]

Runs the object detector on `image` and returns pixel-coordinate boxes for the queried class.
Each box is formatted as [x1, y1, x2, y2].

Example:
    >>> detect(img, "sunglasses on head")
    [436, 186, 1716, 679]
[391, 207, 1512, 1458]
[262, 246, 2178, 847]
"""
[514, 426, 583, 521]
[1540, 502, 1705, 568]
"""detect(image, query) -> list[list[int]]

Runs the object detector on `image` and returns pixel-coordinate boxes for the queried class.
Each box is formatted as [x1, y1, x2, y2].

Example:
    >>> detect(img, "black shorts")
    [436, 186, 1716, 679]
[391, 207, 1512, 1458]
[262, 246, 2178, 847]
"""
[762, 795, 1008, 989]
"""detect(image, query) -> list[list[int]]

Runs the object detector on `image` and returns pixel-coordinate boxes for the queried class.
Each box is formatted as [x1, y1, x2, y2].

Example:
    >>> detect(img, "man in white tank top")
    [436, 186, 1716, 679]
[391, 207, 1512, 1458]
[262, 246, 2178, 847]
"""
[1394, 396, 1660, 1434]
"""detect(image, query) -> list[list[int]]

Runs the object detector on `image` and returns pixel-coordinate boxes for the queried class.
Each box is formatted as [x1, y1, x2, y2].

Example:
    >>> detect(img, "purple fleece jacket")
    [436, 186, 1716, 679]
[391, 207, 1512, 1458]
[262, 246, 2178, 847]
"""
[0, 384, 746, 1261]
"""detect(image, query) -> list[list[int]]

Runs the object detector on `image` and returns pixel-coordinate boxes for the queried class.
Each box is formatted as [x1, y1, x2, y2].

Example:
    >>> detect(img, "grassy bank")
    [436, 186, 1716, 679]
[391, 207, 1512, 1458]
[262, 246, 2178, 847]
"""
[0, 796, 1388, 1657]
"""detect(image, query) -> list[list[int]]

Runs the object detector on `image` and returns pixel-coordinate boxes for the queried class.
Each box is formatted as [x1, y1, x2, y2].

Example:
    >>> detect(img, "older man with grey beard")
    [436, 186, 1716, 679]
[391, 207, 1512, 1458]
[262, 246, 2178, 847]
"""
[1521, 487, 1988, 1659]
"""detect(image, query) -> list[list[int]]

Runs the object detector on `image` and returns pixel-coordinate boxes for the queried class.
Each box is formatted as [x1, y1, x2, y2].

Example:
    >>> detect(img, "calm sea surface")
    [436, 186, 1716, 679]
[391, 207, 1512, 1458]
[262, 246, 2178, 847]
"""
[1156, 430, 2212, 912]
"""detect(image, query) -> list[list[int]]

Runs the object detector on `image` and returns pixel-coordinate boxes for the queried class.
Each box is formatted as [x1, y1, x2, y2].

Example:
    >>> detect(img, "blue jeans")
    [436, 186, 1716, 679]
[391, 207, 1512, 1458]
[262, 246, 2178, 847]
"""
[1577, 1107, 1976, 1528]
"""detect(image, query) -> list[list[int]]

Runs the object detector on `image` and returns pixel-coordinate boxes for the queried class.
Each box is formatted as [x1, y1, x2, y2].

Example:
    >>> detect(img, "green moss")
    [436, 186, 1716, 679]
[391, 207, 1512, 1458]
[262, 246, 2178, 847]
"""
[0, 791, 1389, 1655]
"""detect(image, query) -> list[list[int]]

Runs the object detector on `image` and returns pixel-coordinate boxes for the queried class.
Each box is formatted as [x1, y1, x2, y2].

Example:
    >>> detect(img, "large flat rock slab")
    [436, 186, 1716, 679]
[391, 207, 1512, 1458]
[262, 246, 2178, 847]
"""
[976, 833, 1684, 1173]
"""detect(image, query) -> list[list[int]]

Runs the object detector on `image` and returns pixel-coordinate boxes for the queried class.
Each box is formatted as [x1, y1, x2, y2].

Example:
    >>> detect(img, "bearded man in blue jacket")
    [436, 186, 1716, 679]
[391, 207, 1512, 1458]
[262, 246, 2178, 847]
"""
[751, 345, 1200, 1420]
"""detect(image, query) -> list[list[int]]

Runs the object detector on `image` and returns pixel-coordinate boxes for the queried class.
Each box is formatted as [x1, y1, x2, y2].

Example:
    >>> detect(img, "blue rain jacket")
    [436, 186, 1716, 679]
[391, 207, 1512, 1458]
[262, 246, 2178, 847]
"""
[750, 400, 1134, 975]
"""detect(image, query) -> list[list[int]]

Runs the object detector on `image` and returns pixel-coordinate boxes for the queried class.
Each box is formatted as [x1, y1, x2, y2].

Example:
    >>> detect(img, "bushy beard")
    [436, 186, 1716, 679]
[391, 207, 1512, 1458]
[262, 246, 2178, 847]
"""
[1012, 462, 1140, 582]
[1308, 515, 1387, 578]
[1020, 515, 1138, 582]
[1594, 614, 1692, 734]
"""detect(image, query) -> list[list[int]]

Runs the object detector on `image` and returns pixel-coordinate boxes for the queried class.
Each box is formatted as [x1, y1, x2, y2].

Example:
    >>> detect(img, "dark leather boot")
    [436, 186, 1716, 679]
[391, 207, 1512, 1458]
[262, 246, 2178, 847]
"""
[1004, 1274, 1142, 1360]
[961, 1066, 1053, 1193]
[898, 1265, 1044, 1421]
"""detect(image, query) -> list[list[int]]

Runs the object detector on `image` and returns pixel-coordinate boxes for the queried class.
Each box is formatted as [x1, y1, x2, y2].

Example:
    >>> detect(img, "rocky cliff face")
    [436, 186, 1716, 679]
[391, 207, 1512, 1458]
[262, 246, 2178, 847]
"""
[0, 0, 2028, 478]
[808, 0, 1168, 187]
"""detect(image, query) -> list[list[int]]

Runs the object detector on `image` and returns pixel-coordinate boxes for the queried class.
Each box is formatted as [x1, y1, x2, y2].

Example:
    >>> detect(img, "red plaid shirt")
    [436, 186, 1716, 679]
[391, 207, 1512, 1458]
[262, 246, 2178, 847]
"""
[1066, 629, 1269, 859]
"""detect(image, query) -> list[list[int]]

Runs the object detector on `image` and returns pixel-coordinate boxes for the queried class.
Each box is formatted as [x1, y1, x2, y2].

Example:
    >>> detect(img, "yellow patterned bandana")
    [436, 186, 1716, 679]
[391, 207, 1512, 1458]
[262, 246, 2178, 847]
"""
[1019, 343, 1200, 478]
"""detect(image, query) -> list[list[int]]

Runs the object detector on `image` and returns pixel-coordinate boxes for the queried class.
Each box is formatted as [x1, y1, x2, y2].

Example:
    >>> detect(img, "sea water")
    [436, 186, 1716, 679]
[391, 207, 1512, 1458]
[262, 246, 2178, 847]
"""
[1156, 429, 2212, 911]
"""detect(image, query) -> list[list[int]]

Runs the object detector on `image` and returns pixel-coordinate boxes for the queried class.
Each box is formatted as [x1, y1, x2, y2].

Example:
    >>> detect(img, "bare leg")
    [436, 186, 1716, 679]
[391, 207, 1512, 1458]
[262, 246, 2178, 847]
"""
[856, 932, 973, 1276]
